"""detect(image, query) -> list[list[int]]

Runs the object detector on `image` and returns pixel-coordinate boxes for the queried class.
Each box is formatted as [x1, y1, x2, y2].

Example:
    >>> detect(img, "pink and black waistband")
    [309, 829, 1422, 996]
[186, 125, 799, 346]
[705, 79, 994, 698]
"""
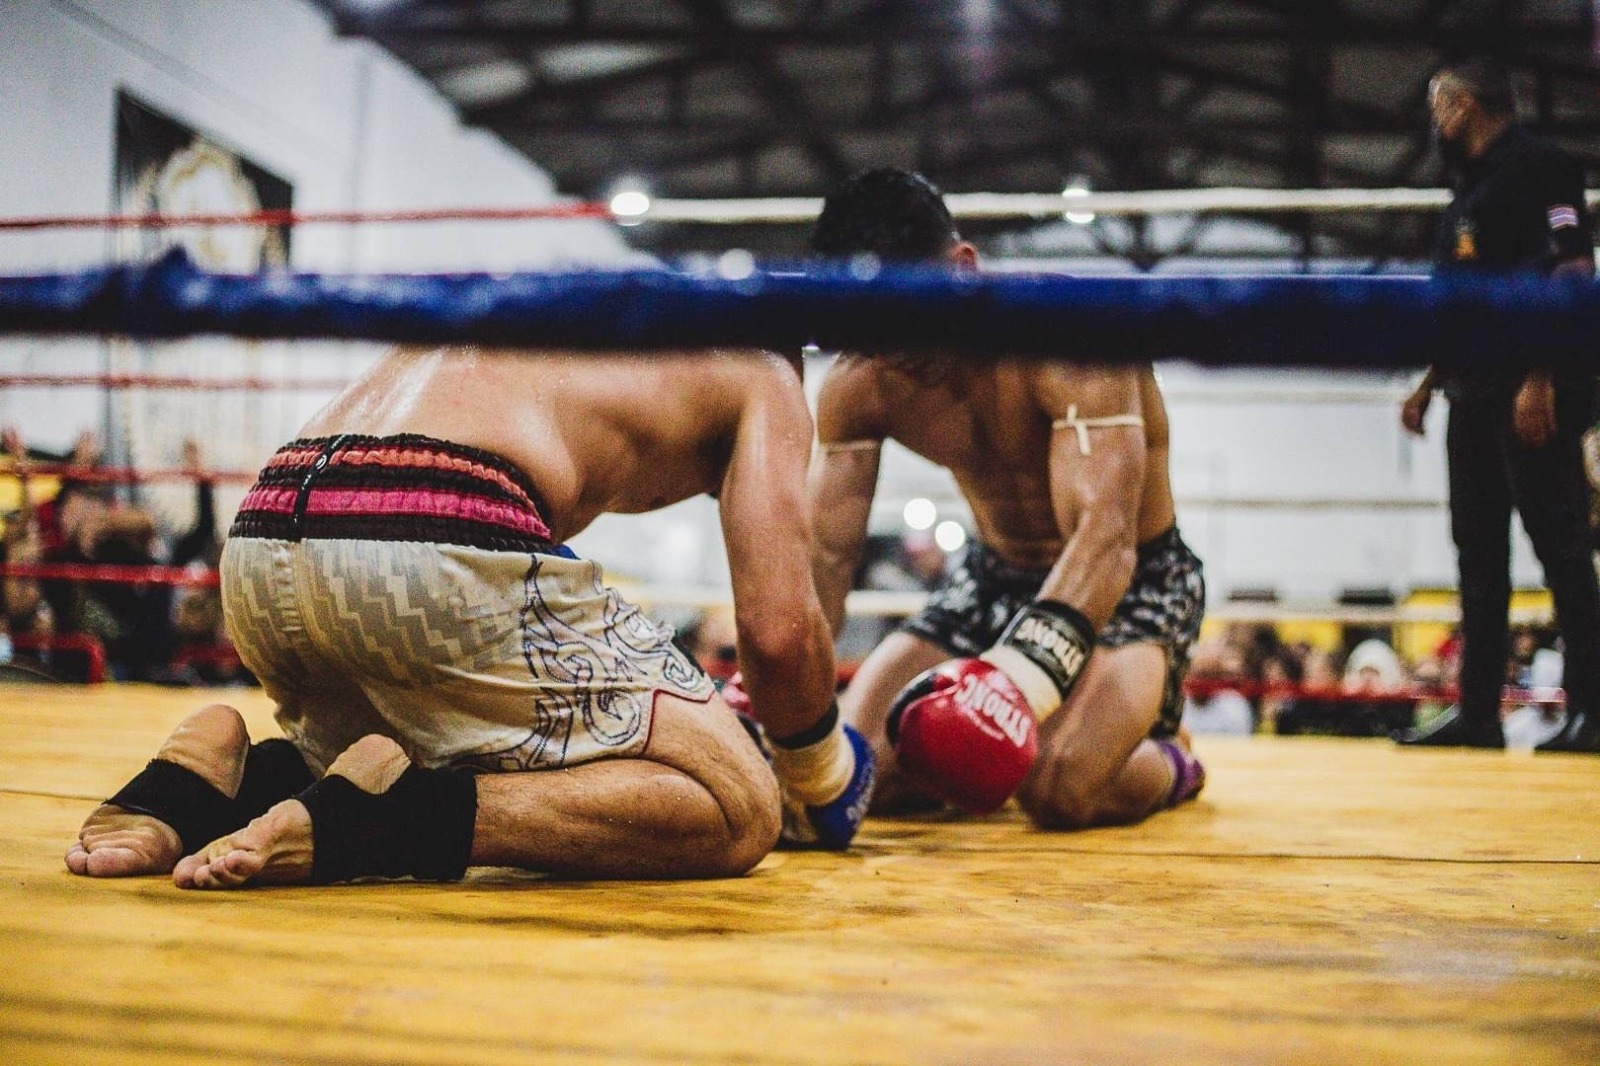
[230, 434, 555, 553]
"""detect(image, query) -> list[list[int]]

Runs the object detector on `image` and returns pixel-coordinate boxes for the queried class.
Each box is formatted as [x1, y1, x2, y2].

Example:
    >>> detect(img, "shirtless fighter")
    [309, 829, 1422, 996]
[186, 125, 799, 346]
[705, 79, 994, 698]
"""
[808, 168, 1206, 826]
[68, 347, 874, 887]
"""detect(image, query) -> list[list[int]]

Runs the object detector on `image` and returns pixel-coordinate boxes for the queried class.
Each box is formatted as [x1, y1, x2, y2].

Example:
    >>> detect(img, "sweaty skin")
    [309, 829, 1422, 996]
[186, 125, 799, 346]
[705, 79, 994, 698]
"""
[73, 346, 835, 885]
[301, 346, 835, 738]
[812, 358, 1173, 629]
[810, 357, 1185, 825]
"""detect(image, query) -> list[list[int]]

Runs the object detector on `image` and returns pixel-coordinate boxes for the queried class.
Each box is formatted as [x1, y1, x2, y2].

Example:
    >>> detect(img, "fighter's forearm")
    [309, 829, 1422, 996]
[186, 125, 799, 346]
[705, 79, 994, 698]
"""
[1042, 419, 1145, 628]
[806, 448, 877, 637]
[810, 550, 857, 637]
[736, 610, 838, 740]
[1037, 519, 1138, 630]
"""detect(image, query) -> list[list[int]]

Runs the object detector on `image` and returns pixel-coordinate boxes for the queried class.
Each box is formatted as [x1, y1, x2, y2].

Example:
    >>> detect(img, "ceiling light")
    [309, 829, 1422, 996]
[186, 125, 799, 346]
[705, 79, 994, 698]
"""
[1062, 184, 1095, 225]
[934, 521, 967, 552]
[610, 190, 651, 225]
[903, 498, 936, 530]
[717, 249, 756, 280]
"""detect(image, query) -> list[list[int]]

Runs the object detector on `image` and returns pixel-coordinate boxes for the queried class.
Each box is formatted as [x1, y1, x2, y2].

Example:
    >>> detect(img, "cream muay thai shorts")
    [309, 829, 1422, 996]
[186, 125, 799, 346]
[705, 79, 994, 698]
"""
[222, 433, 713, 775]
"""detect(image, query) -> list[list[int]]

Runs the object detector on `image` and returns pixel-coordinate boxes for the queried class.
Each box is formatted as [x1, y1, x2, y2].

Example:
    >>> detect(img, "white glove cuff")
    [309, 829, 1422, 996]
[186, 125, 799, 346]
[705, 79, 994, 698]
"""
[980, 645, 1064, 719]
[771, 720, 853, 806]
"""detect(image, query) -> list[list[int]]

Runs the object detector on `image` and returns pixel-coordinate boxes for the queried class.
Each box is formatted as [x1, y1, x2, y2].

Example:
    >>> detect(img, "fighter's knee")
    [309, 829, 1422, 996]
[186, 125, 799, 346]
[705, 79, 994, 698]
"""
[1015, 780, 1098, 830]
[700, 768, 781, 877]
[1014, 763, 1101, 830]
[727, 791, 782, 876]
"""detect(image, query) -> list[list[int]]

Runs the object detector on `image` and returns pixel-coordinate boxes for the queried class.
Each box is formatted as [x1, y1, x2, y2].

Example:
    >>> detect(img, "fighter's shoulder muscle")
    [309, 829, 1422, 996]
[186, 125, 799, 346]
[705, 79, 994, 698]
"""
[715, 350, 813, 438]
[815, 355, 891, 445]
[1023, 360, 1142, 421]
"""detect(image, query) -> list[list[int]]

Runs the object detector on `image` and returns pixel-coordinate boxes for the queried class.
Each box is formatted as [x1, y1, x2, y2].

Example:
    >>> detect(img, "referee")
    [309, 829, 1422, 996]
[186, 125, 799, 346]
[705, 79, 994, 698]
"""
[1396, 58, 1600, 753]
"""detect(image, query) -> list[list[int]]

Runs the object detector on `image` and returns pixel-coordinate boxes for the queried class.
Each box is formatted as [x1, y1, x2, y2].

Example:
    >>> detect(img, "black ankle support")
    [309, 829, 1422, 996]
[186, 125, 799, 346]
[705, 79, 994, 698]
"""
[105, 740, 315, 857]
[106, 760, 240, 856]
[297, 766, 478, 884]
[237, 740, 314, 820]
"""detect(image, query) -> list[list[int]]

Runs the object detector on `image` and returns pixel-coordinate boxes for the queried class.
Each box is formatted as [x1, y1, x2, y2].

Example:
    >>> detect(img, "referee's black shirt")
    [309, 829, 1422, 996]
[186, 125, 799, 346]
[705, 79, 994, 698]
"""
[1434, 125, 1593, 273]
[1433, 125, 1594, 391]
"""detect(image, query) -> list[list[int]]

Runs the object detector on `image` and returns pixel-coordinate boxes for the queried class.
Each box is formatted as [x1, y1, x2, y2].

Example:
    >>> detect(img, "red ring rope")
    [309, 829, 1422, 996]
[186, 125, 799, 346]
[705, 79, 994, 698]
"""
[4, 464, 254, 484]
[0, 561, 219, 586]
[0, 202, 613, 232]
[0, 558, 1562, 707]
[0, 373, 348, 391]
[1184, 677, 1563, 706]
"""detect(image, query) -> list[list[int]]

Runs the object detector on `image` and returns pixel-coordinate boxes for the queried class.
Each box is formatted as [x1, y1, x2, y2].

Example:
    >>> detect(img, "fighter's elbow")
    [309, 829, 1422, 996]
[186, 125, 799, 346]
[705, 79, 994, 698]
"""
[736, 611, 820, 672]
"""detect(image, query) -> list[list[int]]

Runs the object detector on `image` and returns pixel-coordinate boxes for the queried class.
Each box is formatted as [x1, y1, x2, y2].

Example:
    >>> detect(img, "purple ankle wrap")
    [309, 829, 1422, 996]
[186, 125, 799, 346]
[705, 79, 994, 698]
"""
[1155, 739, 1205, 807]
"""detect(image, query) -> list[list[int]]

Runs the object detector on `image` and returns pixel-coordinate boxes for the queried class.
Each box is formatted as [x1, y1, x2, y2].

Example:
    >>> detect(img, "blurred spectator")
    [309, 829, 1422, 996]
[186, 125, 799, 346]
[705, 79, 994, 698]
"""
[1180, 637, 1256, 735]
[1256, 652, 1303, 733]
[169, 579, 251, 685]
[31, 431, 107, 554]
[1274, 648, 1347, 736]
[42, 439, 217, 682]
[1407, 655, 1455, 731]
[1506, 625, 1542, 687]
[1302, 647, 1341, 693]
[1338, 639, 1414, 736]
[1231, 622, 1286, 680]
[1503, 645, 1568, 749]
[2, 431, 63, 676]
[860, 531, 947, 593]
[679, 606, 740, 685]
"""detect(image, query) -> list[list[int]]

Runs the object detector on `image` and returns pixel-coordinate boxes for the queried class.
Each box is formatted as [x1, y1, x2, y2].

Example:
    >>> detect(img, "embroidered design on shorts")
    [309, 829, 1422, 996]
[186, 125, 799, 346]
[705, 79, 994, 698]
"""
[480, 555, 706, 770]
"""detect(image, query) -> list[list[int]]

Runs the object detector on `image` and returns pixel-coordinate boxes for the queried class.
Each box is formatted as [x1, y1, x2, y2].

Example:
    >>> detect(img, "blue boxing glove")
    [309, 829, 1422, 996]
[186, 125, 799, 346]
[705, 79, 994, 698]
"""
[777, 721, 876, 849]
[765, 703, 876, 850]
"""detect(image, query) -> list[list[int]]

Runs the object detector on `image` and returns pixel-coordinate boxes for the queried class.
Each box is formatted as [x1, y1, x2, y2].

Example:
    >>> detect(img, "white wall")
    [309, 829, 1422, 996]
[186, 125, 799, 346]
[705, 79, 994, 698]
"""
[0, 0, 640, 532]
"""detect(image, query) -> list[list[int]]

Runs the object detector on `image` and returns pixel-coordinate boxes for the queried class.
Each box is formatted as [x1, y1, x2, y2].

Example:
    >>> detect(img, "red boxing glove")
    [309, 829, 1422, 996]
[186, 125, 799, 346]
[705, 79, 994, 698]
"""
[887, 658, 1039, 814]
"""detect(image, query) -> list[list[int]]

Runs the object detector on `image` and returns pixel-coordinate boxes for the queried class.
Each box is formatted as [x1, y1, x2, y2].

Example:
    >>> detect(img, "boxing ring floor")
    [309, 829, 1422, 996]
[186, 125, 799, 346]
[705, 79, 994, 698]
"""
[0, 683, 1595, 1065]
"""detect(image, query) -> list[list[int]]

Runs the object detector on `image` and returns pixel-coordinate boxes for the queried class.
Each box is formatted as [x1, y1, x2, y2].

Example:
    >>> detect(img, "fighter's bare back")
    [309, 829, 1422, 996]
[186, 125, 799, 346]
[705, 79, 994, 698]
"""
[300, 345, 802, 542]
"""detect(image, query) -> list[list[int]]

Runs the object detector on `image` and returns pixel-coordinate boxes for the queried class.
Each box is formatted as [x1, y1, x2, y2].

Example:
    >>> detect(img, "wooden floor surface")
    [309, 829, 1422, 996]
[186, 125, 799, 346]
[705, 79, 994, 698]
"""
[1, 683, 1596, 1065]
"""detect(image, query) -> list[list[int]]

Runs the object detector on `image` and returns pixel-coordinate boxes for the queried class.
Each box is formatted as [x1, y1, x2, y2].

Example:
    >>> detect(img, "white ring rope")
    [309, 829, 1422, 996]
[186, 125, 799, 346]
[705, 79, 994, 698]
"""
[621, 585, 1549, 626]
[636, 187, 1600, 225]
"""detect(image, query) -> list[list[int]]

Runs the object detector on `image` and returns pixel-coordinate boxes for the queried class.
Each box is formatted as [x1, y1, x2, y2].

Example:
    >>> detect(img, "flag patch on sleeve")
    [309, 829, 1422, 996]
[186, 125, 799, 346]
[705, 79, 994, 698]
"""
[1548, 204, 1580, 230]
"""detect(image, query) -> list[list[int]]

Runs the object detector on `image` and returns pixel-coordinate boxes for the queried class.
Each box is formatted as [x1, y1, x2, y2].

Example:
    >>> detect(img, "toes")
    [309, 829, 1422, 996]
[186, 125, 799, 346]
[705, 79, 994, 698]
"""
[172, 850, 209, 888]
[216, 848, 264, 886]
[82, 844, 144, 878]
[68, 810, 184, 878]
[177, 850, 229, 890]
[181, 847, 260, 890]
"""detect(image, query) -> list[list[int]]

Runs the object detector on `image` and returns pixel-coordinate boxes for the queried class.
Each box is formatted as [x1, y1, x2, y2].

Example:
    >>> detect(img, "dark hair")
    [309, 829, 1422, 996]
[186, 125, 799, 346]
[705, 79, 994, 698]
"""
[810, 167, 960, 261]
[1438, 58, 1516, 118]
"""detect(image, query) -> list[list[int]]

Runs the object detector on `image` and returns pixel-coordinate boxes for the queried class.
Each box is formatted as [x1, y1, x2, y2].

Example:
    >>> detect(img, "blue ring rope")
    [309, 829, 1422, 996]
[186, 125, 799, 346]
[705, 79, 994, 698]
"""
[2, 248, 1597, 369]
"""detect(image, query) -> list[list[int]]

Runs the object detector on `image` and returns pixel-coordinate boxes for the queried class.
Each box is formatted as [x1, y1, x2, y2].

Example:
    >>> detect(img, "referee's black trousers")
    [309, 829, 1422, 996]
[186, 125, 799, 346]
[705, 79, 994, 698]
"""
[1447, 375, 1600, 728]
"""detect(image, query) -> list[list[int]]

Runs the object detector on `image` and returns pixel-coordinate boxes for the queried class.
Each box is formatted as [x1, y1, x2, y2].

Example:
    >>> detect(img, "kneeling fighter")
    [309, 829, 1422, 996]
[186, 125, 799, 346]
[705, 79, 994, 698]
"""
[808, 168, 1206, 827]
[67, 346, 873, 888]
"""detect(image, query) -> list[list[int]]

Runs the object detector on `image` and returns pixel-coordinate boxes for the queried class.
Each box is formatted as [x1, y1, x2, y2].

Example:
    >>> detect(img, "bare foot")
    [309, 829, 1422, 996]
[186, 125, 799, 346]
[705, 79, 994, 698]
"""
[174, 734, 411, 890]
[66, 704, 250, 877]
